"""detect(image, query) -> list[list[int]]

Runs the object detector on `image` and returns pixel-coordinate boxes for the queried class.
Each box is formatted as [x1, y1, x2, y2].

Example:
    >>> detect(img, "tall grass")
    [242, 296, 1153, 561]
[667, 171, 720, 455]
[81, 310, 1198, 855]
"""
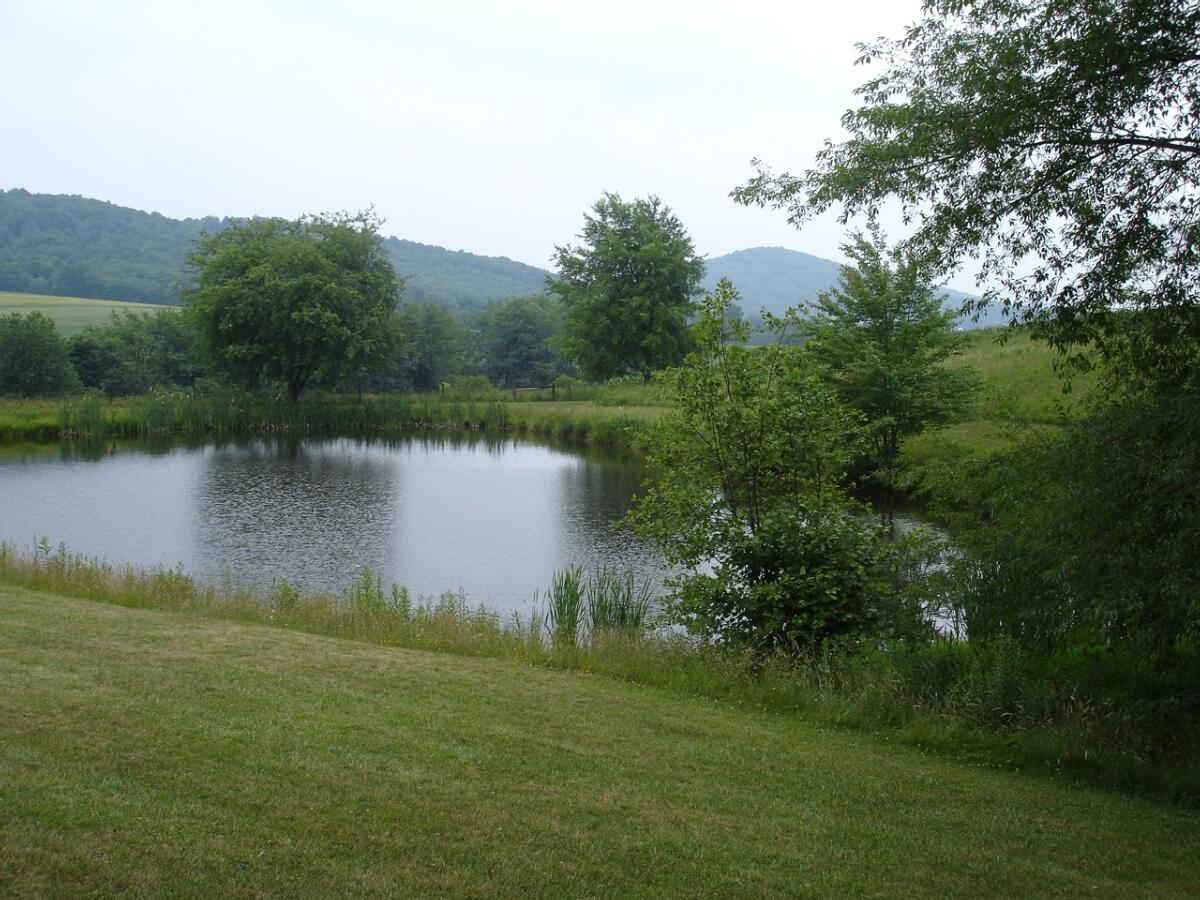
[1, 541, 1196, 803]
[542, 564, 656, 647]
[585, 565, 654, 633]
[504, 402, 659, 447]
[0, 390, 662, 450]
[544, 565, 585, 647]
[0, 391, 513, 443]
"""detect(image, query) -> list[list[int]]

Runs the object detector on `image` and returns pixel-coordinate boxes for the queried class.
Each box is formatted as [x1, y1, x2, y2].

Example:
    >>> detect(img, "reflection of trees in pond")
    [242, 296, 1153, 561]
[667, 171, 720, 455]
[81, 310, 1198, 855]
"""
[3, 431, 678, 613]
[193, 435, 400, 593]
[554, 455, 669, 589]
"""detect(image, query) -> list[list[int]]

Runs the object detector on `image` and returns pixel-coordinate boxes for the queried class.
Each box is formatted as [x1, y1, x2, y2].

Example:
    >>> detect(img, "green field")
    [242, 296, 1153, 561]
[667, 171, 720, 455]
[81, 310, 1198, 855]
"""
[1, 584, 1196, 897]
[0, 291, 174, 336]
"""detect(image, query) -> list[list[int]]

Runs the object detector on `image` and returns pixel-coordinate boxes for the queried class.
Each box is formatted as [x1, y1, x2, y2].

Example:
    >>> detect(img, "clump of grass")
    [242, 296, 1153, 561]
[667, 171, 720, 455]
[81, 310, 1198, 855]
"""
[540, 565, 656, 646]
[585, 565, 654, 634]
[544, 565, 585, 647]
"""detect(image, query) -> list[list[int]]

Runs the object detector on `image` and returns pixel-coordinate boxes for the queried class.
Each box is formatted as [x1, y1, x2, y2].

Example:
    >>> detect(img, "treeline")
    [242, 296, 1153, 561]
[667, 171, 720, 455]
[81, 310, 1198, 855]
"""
[0, 189, 548, 312]
[0, 296, 573, 400]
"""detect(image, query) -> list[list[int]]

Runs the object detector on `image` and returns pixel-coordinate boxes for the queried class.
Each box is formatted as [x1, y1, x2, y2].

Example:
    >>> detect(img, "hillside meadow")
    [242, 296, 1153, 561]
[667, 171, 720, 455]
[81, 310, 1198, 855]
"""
[0, 291, 173, 337]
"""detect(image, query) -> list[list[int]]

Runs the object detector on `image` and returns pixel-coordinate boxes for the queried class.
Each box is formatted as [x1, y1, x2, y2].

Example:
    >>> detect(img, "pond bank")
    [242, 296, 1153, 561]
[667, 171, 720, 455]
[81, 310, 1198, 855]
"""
[1, 541, 1195, 805]
[0, 393, 660, 448]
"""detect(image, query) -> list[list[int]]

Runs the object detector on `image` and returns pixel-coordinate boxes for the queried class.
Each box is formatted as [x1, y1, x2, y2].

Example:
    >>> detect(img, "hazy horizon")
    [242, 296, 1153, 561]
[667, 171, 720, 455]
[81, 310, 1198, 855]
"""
[1, 1, 978, 289]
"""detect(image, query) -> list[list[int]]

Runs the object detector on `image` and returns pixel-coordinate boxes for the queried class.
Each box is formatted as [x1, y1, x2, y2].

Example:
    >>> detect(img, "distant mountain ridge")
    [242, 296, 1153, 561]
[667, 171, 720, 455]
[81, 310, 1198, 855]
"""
[0, 189, 546, 312]
[382, 237, 547, 312]
[703, 246, 1002, 328]
[0, 189, 1002, 326]
[0, 189, 229, 304]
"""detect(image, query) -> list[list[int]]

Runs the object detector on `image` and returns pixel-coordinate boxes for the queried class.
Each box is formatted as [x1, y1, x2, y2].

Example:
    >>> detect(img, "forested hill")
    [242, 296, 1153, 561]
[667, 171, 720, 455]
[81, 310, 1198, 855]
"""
[704, 246, 1004, 327]
[0, 189, 547, 311]
[0, 189, 1001, 324]
[382, 238, 547, 312]
[0, 189, 229, 304]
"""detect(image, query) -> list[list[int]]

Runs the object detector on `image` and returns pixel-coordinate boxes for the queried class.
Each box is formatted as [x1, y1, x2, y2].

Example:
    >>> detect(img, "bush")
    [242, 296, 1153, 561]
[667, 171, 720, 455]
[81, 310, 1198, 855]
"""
[951, 377, 1200, 659]
[630, 280, 918, 651]
[0, 312, 79, 397]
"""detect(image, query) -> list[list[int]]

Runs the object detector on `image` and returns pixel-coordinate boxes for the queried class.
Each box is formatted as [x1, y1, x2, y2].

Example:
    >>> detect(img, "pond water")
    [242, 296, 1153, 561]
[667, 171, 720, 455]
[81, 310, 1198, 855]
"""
[0, 433, 669, 617]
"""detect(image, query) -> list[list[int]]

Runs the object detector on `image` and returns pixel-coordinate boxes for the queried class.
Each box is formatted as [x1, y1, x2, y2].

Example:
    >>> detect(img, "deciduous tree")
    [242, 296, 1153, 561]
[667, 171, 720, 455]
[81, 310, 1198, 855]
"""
[0, 311, 78, 397]
[806, 228, 979, 484]
[395, 303, 468, 391]
[475, 295, 567, 387]
[550, 193, 704, 382]
[184, 212, 402, 401]
[629, 280, 895, 650]
[69, 309, 200, 398]
[734, 0, 1200, 381]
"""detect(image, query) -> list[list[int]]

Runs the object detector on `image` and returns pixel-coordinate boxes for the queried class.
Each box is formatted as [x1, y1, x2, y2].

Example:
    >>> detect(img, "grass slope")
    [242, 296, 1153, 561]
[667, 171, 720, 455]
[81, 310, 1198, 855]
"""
[2, 586, 1197, 896]
[0, 291, 172, 337]
[901, 328, 1098, 463]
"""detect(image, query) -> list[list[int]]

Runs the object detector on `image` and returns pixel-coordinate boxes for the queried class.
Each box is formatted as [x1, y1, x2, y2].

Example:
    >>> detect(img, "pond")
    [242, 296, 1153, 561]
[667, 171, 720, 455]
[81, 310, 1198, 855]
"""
[0, 433, 669, 617]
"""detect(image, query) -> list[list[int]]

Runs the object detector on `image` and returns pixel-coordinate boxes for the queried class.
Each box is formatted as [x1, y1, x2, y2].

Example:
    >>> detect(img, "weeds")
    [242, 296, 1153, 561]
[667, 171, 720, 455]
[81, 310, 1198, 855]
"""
[0, 391, 663, 449]
[585, 565, 654, 634]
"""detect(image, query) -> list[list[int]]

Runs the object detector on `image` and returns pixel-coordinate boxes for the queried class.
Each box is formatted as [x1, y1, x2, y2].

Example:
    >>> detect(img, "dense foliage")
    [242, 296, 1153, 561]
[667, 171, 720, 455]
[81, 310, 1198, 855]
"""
[550, 194, 705, 382]
[393, 303, 469, 391]
[735, 0, 1200, 379]
[184, 213, 403, 401]
[0, 188, 228, 304]
[805, 229, 980, 483]
[474, 295, 568, 387]
[631, 281, 909, 650]
[69, 310, 200, 397]
[948, 372, 1200, 661]
[0, 312, 78, 397]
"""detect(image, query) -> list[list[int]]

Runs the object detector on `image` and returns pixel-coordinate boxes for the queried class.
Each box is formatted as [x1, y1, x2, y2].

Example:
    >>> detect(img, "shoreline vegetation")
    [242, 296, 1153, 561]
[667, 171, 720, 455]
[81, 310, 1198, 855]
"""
[0, 390, 661, 449]
[0, 327, 1087, 458]
[1, 540, 1195, 805]
[6, 328, 1189, 807]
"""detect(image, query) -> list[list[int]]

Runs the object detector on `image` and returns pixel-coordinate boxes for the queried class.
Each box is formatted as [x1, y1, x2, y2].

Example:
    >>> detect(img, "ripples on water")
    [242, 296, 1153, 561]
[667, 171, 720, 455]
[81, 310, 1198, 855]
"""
[0, 433, 670, 617]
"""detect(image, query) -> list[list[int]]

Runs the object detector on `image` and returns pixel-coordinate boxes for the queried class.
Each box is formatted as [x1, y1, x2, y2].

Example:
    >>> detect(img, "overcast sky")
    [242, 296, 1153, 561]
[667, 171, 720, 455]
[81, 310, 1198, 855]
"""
[1, 0, 942, 276]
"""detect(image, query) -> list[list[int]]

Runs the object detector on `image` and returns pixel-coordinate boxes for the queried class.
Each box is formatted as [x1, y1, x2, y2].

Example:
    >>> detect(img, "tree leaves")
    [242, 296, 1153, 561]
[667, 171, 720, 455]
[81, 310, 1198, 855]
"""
[549, 193, 704, 382]
[183, 212, 403, 401]
[734, 0, 1200, 382]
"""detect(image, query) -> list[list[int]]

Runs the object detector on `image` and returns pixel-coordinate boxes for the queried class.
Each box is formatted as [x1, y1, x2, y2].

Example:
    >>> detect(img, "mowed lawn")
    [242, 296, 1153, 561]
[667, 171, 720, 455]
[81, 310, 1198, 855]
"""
[0, 291, 173, 336]
[1, 587, 1197, 897]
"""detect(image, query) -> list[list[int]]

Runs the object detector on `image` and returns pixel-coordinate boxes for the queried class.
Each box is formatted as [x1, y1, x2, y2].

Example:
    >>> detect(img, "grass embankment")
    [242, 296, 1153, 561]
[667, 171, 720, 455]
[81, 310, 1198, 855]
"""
[3, 544, 1196, 804]
[0, 290, 173, 337]
[2, 584, 1198, 896]
[0, 328, 1073, 454]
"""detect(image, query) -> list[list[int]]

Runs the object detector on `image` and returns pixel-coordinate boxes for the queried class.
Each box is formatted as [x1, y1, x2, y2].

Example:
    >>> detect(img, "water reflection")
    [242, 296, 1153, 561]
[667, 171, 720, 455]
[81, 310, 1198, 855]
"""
[554, 453, 665, 590]
[0, 432, 669, 616]
[194, 435, 401, 591]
